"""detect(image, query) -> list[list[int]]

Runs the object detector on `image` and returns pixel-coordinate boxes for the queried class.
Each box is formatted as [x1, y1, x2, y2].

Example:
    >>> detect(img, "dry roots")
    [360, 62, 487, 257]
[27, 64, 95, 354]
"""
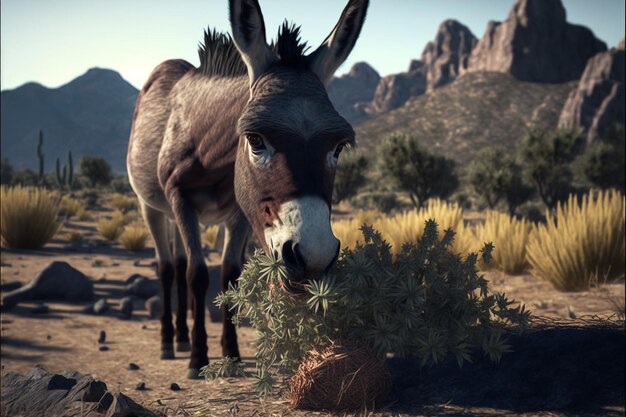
[288, 341, 392, 411]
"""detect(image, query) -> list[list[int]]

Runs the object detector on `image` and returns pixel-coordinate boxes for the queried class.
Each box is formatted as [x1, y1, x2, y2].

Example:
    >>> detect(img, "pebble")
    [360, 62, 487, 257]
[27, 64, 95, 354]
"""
[99, 346, 109, 352]
[98, 330, 106, 344]
[128, 363, 140, 370]
[93, 299, 109, 315]
[135, 382, 146, 391]
[46, 335, 52, 340]
[170, 383, 181, 391]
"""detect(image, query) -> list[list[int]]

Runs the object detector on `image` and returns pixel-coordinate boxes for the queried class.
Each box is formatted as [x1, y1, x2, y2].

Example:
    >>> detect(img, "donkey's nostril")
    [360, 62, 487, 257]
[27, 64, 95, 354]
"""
[282, 240, 304, 270]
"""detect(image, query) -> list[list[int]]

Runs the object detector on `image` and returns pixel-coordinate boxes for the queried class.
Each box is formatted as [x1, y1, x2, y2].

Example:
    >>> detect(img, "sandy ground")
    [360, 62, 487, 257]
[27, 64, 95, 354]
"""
[1, 213, 624, 417]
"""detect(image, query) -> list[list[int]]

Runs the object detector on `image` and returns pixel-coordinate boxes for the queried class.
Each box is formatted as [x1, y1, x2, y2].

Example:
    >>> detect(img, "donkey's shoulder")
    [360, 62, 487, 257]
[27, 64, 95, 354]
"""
[141, 59, 196, 95]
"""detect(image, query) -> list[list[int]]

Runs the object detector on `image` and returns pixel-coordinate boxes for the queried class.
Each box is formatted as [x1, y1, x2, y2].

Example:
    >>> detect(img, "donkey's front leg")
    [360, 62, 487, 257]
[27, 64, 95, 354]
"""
[220, 213, 250, 359]
[167, 189, 210, 379]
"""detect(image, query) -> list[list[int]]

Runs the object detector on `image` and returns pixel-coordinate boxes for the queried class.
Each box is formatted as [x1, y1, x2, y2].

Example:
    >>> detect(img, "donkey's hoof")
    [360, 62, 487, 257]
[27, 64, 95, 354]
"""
[176, 341, 191, 352]
[161, 350, 175, 360]
[187, 368, 203, 379]
[161, 343, 175, 359]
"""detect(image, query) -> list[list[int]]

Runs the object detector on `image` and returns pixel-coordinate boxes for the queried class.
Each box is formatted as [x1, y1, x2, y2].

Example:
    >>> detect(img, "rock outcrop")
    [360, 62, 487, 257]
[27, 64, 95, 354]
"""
[559, 40, 625, 143]
[327, 62, 380, 124]
[465, 0, 607, 83]
[360, 65, 427, 114]
[421, 19, 477, 90]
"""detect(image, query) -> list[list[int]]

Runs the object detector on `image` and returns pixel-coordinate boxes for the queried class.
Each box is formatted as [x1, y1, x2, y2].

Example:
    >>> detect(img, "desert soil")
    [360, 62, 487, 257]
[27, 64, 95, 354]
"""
[1, 213, 624, 417]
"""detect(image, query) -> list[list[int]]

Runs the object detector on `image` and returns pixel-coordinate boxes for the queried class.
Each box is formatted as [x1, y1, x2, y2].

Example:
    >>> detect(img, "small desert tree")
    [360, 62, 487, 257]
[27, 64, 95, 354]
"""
[580, 124, 625, 193]
[378, 133, 458, 208]
[468, 148, 533, 215]
[518, 127, 584, 210]
[0, 159, 14, 185]
[332, 151, 368, 204]
[79, 156, 113, 188]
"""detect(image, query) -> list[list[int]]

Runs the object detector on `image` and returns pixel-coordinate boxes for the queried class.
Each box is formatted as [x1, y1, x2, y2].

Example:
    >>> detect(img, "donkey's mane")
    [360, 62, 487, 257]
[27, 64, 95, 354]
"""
[198, 22, 309, 78]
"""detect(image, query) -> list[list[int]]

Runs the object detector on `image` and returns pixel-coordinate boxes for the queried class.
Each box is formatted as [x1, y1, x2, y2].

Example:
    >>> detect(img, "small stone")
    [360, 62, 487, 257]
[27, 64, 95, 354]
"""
[170, 383, 181, 391]
[119, 297, 133, 319]
[135, 382, 146, 391]
[128, 363, 140, 370]
[46, 335, 52, 340]
[31, 303, 49, 314]
[145, 296, 162, 319]
[98, 330, 106, 344]
[93, 299, 109, 315]
[99, 346, 109, 352]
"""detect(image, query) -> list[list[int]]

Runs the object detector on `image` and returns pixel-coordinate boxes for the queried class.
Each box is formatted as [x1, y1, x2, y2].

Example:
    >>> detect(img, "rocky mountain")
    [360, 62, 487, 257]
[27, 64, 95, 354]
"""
[559, 39, 625, 143]
[464, 0, 607, 82]
[354, 71, 576, 166]
[327, 62, 380, 125]
[1, 68, 138, 172]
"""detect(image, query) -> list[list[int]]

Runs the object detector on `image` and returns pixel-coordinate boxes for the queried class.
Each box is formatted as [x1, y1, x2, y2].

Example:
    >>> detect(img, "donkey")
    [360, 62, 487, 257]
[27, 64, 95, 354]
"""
[127, 0, 368, 378]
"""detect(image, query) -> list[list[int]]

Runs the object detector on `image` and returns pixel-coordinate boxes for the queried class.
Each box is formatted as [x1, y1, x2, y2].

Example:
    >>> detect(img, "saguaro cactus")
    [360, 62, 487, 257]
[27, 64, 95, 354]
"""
[36, 130, 45, 185]
[56, 151, 74, 191]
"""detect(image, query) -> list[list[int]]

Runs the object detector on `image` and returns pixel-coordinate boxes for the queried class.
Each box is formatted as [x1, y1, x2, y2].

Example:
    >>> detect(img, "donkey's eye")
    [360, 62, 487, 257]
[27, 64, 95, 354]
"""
[333, 143, 346, 159]
[245, 134, 265, 151]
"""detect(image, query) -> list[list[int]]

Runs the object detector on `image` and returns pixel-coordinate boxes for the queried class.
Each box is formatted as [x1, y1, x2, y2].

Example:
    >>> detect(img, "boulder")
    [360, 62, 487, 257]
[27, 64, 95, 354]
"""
[361, 69, 426, 114]
[465, 0, 607, 82]
[558, 44, 625, 143]
[105, 392, 156, 417]
[2, 261, 94, 308]
[119, 296, 133, 319]
[125, 276, 159, 299]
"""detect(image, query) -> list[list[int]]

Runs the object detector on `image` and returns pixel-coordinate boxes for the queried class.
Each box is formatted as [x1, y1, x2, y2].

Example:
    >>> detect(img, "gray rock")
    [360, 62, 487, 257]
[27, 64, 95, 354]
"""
[135, 382, 146, 390]
[169, 382, 181, 391]
[2, 261, 94, 308]
[98, 330, 106, 344]
[145, 296, 162, 319]
[128, 363, 140, 370]
[465, 0, 607, 82]
[119, 296, 133, 319]
[93, 299, 109, 315]
[361, 70, 426, 114]
[105, 392, 156, 417]
[558, 46, 625, 143]
[327, 62, 380, 124]
[0, 365, 109, 416]
[125, 277, 159, 300]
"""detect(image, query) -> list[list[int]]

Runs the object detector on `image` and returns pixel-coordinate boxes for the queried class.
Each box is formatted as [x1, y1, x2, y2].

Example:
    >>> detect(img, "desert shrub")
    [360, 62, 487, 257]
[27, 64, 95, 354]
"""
[79, 156, 113, 188]
[119, 222, 149, 251]
[96, 210, 128, 241]
[579, 124, 625, 193]
[468, 148, 534, 214]
[76, 207, 92, 221]
[473, 211, 534, 274]
[378, 133, 459, 208]
[527, 190, 625, 291]
[213, 222, 529, 394]
[79, 189, 100, 208]
[518, 127, 584, 209]
[332, 151, 368, 204]
[10, 168, 39, 187]
[58, 195, 84, 219]
[109, 193, 137, 213]
[110, 176, 133, 194]
[202, 225, 220, 250]
[0, 186, 61, 249]
[350, 191, 400, 214]
[66, 231, 82, 243]
[1, 159, 14, 185]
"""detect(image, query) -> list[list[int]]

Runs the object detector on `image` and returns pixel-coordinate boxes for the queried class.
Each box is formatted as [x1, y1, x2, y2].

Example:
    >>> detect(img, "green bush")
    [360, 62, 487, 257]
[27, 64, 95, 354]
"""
[214, 221, 530, 394]
[378, 133, 459, 208]
[332, 151, 368, 204]
[518, 127, 584, 209]
[79, 156, 113, 188]
[0, 186, 61, 249]
[580, 124, 625, 193]
[1, 159, 14, 185]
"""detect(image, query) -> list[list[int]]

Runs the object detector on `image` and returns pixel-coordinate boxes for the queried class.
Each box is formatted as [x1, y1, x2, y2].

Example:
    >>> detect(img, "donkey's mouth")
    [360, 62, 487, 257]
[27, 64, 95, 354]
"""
[280, 278, 309, 297]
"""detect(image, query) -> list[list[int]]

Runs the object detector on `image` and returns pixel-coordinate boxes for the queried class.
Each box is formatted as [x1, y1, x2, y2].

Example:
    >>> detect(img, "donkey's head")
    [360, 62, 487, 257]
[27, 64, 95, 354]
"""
[229, 0, 368, 290]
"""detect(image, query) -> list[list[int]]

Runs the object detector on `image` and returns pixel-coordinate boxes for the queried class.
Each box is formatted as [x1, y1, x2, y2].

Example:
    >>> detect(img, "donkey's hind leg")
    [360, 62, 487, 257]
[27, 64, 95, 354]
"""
[172, 223, 191, 352]
[140, 201, 176, 360]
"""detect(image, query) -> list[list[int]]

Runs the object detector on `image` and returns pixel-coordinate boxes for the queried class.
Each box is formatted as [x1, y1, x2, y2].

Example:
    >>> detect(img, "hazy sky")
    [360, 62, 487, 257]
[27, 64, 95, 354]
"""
[1, 0, 624, 91]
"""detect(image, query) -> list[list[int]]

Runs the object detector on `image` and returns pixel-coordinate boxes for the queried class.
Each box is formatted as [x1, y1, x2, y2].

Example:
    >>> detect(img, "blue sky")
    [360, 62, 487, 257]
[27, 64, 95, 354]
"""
[1, 0, 624, 90]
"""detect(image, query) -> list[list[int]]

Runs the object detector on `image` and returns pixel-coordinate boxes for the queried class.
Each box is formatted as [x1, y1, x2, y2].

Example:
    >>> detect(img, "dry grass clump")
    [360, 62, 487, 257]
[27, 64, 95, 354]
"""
[109, 193, 137, 213]
[332, 210, 382, 250]
[288, 341, 391, 410]
[473, 211, 534, 274]
[0, 186, 61, 249]
[58, 195, 83, 219]
[527, 190, 625, 291]
[96, 210, 128, 241]
[119, 222, 149, 251]
[202, 225, 220, 250]
[76, 207, 92, 221]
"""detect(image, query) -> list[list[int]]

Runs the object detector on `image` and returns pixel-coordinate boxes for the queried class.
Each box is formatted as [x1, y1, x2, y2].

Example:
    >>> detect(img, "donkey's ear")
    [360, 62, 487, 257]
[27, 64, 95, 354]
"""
[229, 0, 277, 85]
[307, 0, 369, 85]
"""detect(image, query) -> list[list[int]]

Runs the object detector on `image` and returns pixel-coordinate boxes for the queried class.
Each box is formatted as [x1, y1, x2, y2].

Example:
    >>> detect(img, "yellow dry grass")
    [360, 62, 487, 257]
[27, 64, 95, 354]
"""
[332, 210, 383, 250]
[119, 222, 150, 251]
[473, 211, 534, 274]
[96, 210, 128, 241]
[0, 185, 61, 249]
[202, 225, 220, 250]
[58, 195, 84, 219]
[109, 193, 137, 213]
[527, 190, 625, 291]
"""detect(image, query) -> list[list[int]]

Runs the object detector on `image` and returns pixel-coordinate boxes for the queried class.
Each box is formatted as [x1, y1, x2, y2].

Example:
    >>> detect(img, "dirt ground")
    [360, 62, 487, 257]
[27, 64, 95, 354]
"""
[1, 214, 624, 417]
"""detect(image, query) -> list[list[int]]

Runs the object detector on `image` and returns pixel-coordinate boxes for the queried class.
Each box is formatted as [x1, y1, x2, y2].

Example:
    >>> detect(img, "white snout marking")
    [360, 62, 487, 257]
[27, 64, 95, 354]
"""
[264, 196, 339, 272]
